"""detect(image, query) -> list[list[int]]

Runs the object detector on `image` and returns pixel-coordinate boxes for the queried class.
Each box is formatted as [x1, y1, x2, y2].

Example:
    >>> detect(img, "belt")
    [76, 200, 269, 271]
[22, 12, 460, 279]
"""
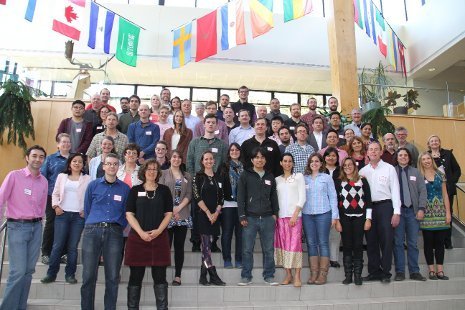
[88, 222, 120, 228]
[401, 205, 412, 208]
[372, 199, 392, 205]
[7, 218, 42, 223]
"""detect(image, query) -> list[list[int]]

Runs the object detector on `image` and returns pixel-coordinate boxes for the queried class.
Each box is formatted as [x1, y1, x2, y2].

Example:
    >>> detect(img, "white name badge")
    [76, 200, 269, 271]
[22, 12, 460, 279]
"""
[145, 131, 152, 135]
[76, 128, 82, 133]
[339, 135, 344, 139]
[290, 126, 295, 131]
[211, 148, 218, 153]
[114, 195, 122, 201]
[24, 188, 32, 196]
[214, 130, 220, 135]
[305, 184, 310, 189]
[184, 178, 188, 183]
[267, 147, 273, 151]
[410, 176, 416, 181]
[218, 182, 222, 188]
[264, 180, 271, 185]
[138, 192, 145, 197]
[97, 126, 103, 130]
[425, 180, 429, 184]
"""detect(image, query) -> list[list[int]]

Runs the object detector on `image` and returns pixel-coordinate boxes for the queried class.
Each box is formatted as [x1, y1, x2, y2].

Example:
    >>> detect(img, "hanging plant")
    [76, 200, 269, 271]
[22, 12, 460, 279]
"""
[0, 80, 36, 151]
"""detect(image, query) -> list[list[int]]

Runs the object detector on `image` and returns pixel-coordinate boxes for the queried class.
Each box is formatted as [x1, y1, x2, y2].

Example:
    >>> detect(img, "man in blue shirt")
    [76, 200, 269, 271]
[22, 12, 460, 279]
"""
[80, 153, 130, 310]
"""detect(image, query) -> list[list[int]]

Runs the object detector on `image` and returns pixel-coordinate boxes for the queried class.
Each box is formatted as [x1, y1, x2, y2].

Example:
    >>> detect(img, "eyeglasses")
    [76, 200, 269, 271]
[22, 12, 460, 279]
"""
[104, 163, 119, 167]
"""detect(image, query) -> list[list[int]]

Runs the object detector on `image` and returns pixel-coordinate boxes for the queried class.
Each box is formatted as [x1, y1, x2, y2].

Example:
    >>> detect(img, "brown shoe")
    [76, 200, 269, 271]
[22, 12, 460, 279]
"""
[307, 256, 319, 284]
[315, 257, 329, 285]
[280, 276, 293, 285]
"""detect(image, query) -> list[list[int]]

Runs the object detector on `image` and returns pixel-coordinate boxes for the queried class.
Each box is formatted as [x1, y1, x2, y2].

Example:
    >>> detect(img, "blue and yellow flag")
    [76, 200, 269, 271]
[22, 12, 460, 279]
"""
[172, 22, 192, 69]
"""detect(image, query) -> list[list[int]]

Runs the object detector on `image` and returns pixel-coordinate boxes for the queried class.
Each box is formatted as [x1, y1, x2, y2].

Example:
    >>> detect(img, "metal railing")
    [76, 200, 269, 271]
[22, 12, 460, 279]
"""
[0, 221, 7, 287]
[455, 184, 465, 226]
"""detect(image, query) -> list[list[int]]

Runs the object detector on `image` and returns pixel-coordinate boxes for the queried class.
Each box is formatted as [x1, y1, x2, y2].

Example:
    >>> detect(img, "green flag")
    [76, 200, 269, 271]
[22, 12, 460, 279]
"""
[116, 18, 140, 67]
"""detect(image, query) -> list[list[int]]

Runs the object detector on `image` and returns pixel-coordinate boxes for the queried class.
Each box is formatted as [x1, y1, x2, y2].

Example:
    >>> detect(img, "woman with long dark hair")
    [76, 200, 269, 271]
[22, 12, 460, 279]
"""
[348, 136, 369, 170]
[163, 110, 193, 164]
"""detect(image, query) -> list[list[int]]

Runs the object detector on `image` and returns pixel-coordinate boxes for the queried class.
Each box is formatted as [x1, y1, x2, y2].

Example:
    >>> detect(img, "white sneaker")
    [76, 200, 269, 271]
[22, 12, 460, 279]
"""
[264, 278, 279, 286]
[238, 278, 252, 286]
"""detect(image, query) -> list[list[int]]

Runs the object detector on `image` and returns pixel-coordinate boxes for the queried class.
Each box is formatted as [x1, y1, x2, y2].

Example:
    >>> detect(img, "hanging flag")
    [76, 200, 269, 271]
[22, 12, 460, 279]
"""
[115, 18, 140, 67]
[172, 22, 192, 68]
[249, 0, 274, 38]
[374, 8, 387, 57]
[362, 0, 370, 37]
[369, 1, 377, 44]
[88, 2, 116, 54]
[52, 0, 86, 41]
[386, 27, 397, 70]
[220, 0, 246, 50]
[353, 0, 363, 29]
[0, 0, 6, 5]
[25, 0, 36, 21]
[398, 40, 406, 77]
[283, 0, 313, 22]
[196, 11, 217, 62]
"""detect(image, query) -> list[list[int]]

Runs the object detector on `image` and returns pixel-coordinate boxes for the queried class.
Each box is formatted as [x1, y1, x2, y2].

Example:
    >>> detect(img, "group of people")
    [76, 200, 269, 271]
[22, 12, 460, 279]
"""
[0, 85, 461, 310]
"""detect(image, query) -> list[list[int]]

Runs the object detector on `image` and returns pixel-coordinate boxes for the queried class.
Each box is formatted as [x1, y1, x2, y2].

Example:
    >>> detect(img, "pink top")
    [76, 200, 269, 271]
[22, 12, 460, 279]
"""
[156, 122, 172, 139]
[123, 172, 133, 187]
[0, 167, 48, 220]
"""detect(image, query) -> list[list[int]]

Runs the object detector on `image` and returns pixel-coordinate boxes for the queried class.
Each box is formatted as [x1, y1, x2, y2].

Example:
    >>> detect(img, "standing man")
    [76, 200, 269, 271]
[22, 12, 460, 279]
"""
[301, 97, 319, 131]
[194, 101, 229, 144]
[327, 96, 339, 112]
[284, 103, 304, 141]
[83, 93, 104, 127]
[160, 88, 171, 107]
[0, 145, 48, 310]
[344, 108, 363, 137]
[326, 112, 345, 140]
[119, 95, 141, 134]
[307, 116, 327, 152]
[319, 129, 349, 165]
[381, 133, 397, 165]
[359, 141, 401, 283]
[195, 103, 205, 122]
[278, 127, 292, 155]
[395, 126, 420, 167]
[237, 147, 279, 286]
[181, 99, 201, 131]
[285, 124, 315, 174]
[81, 153, 130, 310]
[231, 86, 256, 124]
[266, 98, 289, 121]
[229, 109, 255, 146]
[223, 106, 238, 133]
[118, 97, 130, 117]
[85, 88, 116, 112]
[216, 94, 230, 121]
[127, 104, 160, 163]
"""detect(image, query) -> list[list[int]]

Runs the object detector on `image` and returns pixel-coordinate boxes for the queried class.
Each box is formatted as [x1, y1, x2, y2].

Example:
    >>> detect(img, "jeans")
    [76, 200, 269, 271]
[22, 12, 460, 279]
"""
[0, 221, 42, 310]
[81, 224, 124, 310]
[241, 216, 275, 280]
[393, 207, 420, 274]
[221, 207, 242, 263]
[302, 211, 332, 257]
[47, 212, 84, 278]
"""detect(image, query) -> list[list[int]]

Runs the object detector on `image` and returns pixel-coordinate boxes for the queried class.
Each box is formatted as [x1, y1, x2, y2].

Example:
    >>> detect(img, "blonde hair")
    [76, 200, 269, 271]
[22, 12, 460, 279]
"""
[417, 151, 440, 176]
[426, 135, 441, 150]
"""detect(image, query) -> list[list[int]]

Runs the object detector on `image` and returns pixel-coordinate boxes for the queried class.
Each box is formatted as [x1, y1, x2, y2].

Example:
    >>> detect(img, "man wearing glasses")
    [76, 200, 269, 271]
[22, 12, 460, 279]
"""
[285, 123, 315, 174]
[81, 154, 130, 310]
[231, 85, 257, 125]
[395, 126, 419, 167]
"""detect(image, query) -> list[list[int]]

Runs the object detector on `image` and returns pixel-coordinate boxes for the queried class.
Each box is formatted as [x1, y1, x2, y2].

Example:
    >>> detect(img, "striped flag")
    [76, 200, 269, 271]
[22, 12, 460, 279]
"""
[374, 8, 387, 57]
[220, 0, 246, 50]
[283, 0, 313, 22]
[88, 2, 116, 54]
[0, 0, 6, 5]
[353, 0, 363, 29]
[249, 0, 274, 38]
[25, 0, 36, 21]
[52, 0, 86, 41]
[386, 27, 398, 70]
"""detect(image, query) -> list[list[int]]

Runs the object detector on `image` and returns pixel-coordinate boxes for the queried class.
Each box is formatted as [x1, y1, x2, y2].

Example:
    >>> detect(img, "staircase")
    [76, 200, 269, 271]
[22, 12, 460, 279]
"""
[1, 228, 465, 309]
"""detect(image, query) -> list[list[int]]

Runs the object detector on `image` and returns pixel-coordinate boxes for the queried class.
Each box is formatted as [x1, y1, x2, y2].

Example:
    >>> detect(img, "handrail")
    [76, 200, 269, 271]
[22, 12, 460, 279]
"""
[0, 221, 7, 287]
[454, 184, 465, 226]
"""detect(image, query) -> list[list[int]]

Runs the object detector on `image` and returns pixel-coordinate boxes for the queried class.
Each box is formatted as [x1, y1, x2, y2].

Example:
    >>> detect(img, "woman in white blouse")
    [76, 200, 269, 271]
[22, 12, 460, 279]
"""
[274, 153, 306, 287]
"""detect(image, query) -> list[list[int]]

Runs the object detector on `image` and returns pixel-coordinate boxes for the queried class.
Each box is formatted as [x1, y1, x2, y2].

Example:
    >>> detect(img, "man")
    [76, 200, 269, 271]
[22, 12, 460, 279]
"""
[268, 116, 285, 145]
[237, 147, 279, 286]
[127, 104, 160, 163]
[266, 98, 289, 122]
[181, 99, 201, 131]
[83, 93, 104, 127]
[307, 115, 327, 152]
[155, 141, 170, 170]
[278, 126, 292, 155]
[344, 108, 363, 137]
[216, 94, 230, 121]
[56, 100, 93, 154]
[284, 103, 304, 140]
[160, 88, 171, 107]
[81, 153, 130, 310]
[223, 106, 238, 134]
[327, 96, 339, 112]
[393, 148, 427, 282]
[229, 109, 255, 146]
[359, 141, 401, 283]
[85, 88, 116, 112]
[156, 105, 172, 138]
[194, 101, 229, 144]
[195, 102, 205, 122]
[285, 124, 315, 174]
[326, 112, 345, 140]
[319, 129, 349, 165]
[231, 85, 256, 124]
[86, 112, 129, 160]
[0, 145, 47, 310]
[256, 105, 271, 134]
[40, 134, 71, 265]
[381, 133, 397, 165]
[395, 126, 420, 167]
[242, 118, 282, 177]
[118, 97, 130, 117]
[119, 95, 141, 134]
[301, 97, 319, 131]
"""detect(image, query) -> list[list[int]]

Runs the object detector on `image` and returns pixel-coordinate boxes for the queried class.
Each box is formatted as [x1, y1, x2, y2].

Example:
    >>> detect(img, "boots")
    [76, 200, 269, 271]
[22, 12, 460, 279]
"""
[307, 256, 319, 284]
[353, 258, 364, 285]
[315, 257, 329, 285]
[208, 266, 226, 286]
[127, 285, 141, 310]
[342, 255, 353, 285]
[199, 265, 210, 286]
[154, 283, 168, 310]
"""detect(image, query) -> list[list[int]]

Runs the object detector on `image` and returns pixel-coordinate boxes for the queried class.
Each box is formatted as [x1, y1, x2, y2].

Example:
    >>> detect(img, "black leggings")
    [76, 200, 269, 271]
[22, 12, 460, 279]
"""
[128, 266, 167, 286]
[340, 214, 365, 260]
[168, 226, 188, 277]
[422, 229, 447, 265]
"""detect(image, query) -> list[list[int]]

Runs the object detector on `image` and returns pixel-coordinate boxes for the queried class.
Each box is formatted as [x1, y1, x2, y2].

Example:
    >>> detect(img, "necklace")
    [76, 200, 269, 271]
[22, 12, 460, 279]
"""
[146, 189, 156, 199]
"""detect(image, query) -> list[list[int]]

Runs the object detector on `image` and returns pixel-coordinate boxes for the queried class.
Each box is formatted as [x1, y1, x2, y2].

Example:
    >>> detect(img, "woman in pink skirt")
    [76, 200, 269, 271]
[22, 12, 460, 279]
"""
[274, 153, 306, 287]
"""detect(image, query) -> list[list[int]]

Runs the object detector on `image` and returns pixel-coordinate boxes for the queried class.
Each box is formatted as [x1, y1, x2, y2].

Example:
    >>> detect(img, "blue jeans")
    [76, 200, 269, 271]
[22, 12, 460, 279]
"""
[241, 216, 275, 280]
[302, 211, 332, 257]
[80, 224, 123, 310]
[47, 212, 84, 278]
[221, 207, 242, 263]
[0, 221, 42, 310]
[393, 207, 420, 274]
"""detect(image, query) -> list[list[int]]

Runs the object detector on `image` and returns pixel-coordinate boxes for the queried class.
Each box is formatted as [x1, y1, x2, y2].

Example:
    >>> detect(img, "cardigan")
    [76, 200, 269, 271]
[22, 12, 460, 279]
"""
[163, 127, 193, 164]
[52, 173, 91, 212]
[56, 117, 93, 154]
[159, 169, 192, 221]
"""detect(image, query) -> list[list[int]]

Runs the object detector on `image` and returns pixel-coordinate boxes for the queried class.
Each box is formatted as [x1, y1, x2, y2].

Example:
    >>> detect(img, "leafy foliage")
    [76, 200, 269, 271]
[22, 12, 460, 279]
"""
[362, 106, 395, 140]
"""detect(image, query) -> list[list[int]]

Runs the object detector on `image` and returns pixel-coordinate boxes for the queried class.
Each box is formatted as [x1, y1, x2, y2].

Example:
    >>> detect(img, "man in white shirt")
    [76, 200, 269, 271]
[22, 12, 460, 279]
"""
[344, 108, 363, 136]
[229, 110, 255, 146]
[359, 141, 401, 283]
[181, 99, 200, 131]
[307, 116, 326, 152]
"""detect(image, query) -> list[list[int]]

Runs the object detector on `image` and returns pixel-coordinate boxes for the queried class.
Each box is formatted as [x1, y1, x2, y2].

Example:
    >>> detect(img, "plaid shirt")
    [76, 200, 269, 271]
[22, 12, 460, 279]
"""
[86, 130, 129, 160]
[285, 142, 315, 174]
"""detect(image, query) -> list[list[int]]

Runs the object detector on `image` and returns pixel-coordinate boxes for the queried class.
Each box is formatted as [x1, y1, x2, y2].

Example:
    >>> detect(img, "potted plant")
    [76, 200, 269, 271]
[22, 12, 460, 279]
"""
[359, 62, 393, 111]
[0, 80, 36, 151]
[385, 88, 421, 114]
[403, 88, 421, 111]
[362, 106, 395, 140]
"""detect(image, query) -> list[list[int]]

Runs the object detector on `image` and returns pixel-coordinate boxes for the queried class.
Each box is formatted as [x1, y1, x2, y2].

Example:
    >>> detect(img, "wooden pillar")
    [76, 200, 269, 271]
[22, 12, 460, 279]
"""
[326, 0, 359, 115]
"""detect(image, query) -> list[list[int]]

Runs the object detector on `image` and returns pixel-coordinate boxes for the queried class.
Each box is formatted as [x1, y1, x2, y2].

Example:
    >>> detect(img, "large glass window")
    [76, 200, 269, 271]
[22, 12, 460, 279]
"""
[169, 87, 190, 101]
[248, 90, 272, 104]
[53, 82, 72, 97]
[274, 92, 298, 107]
[138, 86, 163, 100]
[192, 88, 217, 102]
[220, 89, 239, 103]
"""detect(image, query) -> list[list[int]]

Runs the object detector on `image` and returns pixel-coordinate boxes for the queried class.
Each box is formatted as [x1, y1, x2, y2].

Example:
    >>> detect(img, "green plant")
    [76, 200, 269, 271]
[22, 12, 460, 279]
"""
[384, 90, 402, 107]
[359, 62, 393, 104]
[0, 80, 36, 151]
[362, 106, 395, 140]
[403, 89, 421, 110]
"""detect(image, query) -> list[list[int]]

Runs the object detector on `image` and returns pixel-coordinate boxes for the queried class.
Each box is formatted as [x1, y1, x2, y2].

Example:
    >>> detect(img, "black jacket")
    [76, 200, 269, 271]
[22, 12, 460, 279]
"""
[429, 148, 461, 196]
[242, 137, 283, 177]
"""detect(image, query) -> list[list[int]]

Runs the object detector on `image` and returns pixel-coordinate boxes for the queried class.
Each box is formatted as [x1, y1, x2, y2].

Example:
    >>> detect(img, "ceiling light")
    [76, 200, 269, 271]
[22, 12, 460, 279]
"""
[428, 68, 436, 72]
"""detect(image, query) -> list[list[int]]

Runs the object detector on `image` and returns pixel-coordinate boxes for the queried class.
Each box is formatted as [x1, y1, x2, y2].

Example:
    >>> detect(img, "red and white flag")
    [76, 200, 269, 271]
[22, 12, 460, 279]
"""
[52, 0, 86, 41]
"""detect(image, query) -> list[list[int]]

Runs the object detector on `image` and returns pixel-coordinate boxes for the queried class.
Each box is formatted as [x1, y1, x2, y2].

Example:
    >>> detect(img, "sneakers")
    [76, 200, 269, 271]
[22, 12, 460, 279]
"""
[394, 272, 405, 281]
[60, 254, 68, 264]
[409, 272, 426, 281]
[65, 275, 78, 284]
[264, 278, 279, 286]
[224, 260, 233, 269]
[40, 275, 56, 284]
[238, 278, 252, 286]
[235, 261, 243, 269]
[41, 255, 49, 265]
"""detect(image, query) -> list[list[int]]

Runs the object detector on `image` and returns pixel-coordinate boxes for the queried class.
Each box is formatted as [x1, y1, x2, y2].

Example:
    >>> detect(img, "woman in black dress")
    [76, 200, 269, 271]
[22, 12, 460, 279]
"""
[193, 151, 226, 286]
[125, 159, 173, 310]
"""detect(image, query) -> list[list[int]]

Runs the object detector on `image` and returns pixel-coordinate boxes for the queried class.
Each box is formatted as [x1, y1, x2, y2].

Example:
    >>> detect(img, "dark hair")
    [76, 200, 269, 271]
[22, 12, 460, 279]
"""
[348, 136, 367, 157]
[171, 96, 181, 104]
[199, 150, 215, 173]
[220, 94, 230, 99]
[170, 149, 184, 162]
[323, 147, 340, 167]
[295, 123, 309, 134]
[203, 113, 217, 124]
[395, 147, 413, 166]
[254, 117, 268, 126]
[312, 115, 324, 124]
[304, 153, 325, 175]
[280, 152, 295, 174]
[120, 97, 129, 102]
[101, 136, 116, 154]
[328, 96, 338, 103]
[64, 153, 86, 175]
[238, 85, 249, 92]
[129, 94, 141, 104]
[278, 126, 290, 136]
[205, 100, 217, 109]
[156, 140, 168, 149]
[329, 111, 341, 119]
[123, 143, 141, 158]
[104, 153, 119, 163]
[360, 122, 372, 130]
[339, 157, 360, 182]
[26, 145, 46, 157]
[326, 129, 339, 139]
[98, 105, 110, 121]
[271, 116, 284, 123]
[238, 109, 249, 117]
[222, 143, 243, 175]
[251, 146, 267, 159]
[138, 158, 161, 183]
[72, 100, 85, 108]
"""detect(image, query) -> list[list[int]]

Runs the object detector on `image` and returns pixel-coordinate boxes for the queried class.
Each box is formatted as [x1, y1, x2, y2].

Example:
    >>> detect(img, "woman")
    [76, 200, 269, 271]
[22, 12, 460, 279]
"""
[302, 153, 340, 285]
[156, 106, 172, 138]
[125, 159, 173, 310]
[159, 150, 192, 286]
[41, 153, 91, 284]
[274, 153, 305, 287]
[170, 96, 182, 113]
[340, 129, 355, 152]
[323, 147, 341, 269]
[219, 143, 244, 269]
[150, 94, 162, 123]
[348, 136, 369, 170]
[418, 152, 451, 280]
[93, 105, 110, 136]
[88, 136, 117, 180]
[193, 151, 225, 286]
[163, 110, 193, 163]
[360, 123, 375, 148]
[427, 135, 461, 249]
[335, 157, 372, 285]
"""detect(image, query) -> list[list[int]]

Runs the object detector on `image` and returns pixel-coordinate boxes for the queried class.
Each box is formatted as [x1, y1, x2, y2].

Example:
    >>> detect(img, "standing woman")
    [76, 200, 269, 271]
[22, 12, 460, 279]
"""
[41, 153, 91, 284]
[159, 150, 192, 286]
[335, 157, 372, 285]
[340, 129, 355, 153]
[360, 123, 375, 148]
[125, 159, 173, 310]
[150, 94, 162, 123]
[274, 153, 305, 287]
[93, 105, 110, 136]
[219, 143, 244, 269]
[302, 153, 340, 285]
[163, 110, 193, 164]
[427, 135, 461, 249]
[88, 136, 117, 180]
[193, 151, 226, 286]
[348, 137, 369, 170]
[418, 152, 451, 280]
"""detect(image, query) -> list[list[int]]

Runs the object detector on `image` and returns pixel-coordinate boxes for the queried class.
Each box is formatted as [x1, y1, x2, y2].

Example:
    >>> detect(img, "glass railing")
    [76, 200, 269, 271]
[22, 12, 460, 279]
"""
[455, 184, 465, 226]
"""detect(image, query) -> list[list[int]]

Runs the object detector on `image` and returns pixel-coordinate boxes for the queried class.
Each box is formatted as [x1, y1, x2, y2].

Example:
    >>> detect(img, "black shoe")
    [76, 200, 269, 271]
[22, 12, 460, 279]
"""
[409, 272, 426, 281]
[428, 271, 438, 280]
[445, 244, 453, 250]
[394, 272, 405, 281]
[41, 255, 50, 265]
[65, 275, 78, 284]
[353, 258, 363, 286]
[363, 274, 381, 281]
[342, 256, 353, 285]
[381, 277, 391, 284]
[211, 242, 222, 253]
[199, 265, 210, 286]
[127, 285, 141, 310]
[192, 243, 201, 252]
[207, 266, 226, 286]
[436, 271, 449, 280]
[154, 283, 168, 310]
[40, 275, 56, 284]
[330, 260, 341, 268]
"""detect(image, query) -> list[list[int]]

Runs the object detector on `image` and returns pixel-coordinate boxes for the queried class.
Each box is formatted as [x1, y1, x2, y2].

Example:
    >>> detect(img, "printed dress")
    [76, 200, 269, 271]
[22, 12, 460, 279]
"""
[421, 172, 449, 231]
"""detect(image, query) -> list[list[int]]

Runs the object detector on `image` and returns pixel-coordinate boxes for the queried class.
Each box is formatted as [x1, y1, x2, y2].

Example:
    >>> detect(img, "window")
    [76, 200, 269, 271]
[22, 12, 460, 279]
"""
[192, 88, 217, 102]
[248, 91, 272, 104]
[274, 92, 298, 107]
[137, 86, 163, 100]
[53, 82, 72, 97]
[169, 87, 190, 101]
[220, 89, 239, 103]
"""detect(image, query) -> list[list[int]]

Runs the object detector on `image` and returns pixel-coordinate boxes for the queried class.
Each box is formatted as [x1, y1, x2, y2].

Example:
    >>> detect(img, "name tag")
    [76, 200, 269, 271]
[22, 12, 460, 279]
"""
[114, 195, 122, 201]
[97, 126, 103, 130]
[264, 180, 271, 185]
[184, 178, 188, 183]
[305, 184, 310, 189]
[138, 192, 145, 197]
[290, 126, 295, 131]
[425, 180, 429, 184]
[235, 112, 239, 116]
[355, 162, 359, 166]
[267, 147, 273, 151]
[214, 130, 220, 135]
[211, 147, 218, 153]
[24, 188, 32, 196]
[410, 176, 416, 181]
[339, 135, 344, 139]
[76, 128, 82, 133]
[145, 131, 152, 135]
[218, 182, 222, 188]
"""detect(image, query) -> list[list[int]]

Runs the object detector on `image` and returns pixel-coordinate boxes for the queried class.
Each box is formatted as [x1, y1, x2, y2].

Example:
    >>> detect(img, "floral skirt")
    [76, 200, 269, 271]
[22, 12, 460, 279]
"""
[168, 215, 193, 229]
[274, 217, 303, 268]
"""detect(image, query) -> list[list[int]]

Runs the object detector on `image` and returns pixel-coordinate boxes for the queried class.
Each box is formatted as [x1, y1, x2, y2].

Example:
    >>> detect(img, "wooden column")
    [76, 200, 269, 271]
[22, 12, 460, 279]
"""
[326, 0, 359, 115]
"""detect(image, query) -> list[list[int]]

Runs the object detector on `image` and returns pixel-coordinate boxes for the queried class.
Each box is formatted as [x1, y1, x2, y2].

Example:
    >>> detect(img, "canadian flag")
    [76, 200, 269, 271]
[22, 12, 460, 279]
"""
[52, 0, 86, 41]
